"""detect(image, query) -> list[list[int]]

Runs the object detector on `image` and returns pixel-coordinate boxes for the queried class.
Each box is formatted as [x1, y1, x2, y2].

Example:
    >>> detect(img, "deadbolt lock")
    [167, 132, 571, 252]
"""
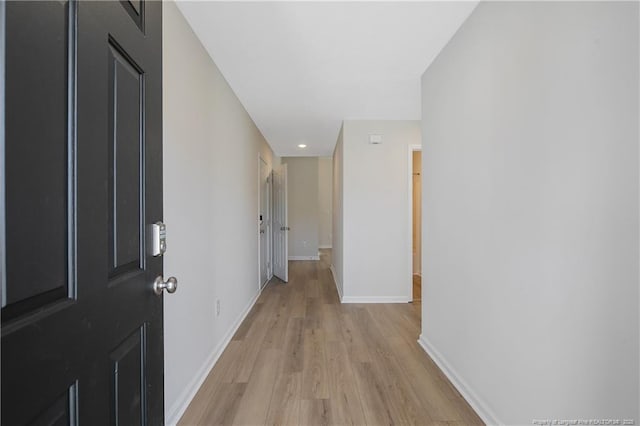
[149, 222, 167, 257]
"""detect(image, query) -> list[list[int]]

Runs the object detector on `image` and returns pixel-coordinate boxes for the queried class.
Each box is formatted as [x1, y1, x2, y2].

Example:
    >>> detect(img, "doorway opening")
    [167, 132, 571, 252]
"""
[410, 147, 422, 303]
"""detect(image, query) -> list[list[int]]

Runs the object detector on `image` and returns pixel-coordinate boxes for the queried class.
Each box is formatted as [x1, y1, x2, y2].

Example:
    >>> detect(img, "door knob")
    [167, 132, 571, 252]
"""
[153, 276, 178, 295]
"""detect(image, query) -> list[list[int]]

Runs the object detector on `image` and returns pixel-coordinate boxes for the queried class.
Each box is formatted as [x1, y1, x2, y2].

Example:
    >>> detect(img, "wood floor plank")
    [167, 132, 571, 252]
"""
[223, 295, 280, 383]
[178, 341, 244, 425]
[325, 340, 367, 426]
[367, 305, 483, 425]
[264, 372, 302, 426]
[231, 348, 280, 426]
[320, 301, 342, 342]
[281, 317, 304, 374]
[305, 278, 321, 299]
[179, 251, 484, 426]
[288, 283, 306, 318]
[181, 383, 247, 426]
[301, 327, 330, 399]
[338, 308, 373, 363]
[261, 290, 292, 349]
[232, 302, 264, 341]
[354, 306, 434, 425]
[299, 399, 332, 426]
[351, 360, 397, 425]
[304, 296, 322, 330]
[318, 269, 338, 305]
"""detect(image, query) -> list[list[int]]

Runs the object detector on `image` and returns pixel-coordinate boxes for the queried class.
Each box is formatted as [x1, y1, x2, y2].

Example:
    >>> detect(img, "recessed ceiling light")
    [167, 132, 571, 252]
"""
[298, 144, 307, 148]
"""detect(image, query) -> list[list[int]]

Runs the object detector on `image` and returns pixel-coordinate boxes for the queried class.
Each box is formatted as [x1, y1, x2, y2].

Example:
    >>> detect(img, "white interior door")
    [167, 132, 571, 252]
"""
[273, 164, 288, 282]
[265, 173, 272, 280]
[259, 158, 270, 287]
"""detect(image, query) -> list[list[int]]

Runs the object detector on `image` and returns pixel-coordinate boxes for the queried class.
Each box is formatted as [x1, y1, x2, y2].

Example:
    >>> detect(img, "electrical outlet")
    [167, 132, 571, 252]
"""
[216, 299, 221, 317]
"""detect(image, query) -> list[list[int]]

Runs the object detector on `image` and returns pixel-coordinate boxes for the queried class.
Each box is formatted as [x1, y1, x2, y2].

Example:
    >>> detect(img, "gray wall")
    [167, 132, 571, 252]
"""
[332, 127, 344, 298]
[420, 2, 639, 424]
[340, 120, 421, 302]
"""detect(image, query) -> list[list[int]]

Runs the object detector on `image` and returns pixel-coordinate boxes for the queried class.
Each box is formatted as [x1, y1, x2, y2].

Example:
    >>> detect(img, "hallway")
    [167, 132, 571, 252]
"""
[178, 251, 482, 425]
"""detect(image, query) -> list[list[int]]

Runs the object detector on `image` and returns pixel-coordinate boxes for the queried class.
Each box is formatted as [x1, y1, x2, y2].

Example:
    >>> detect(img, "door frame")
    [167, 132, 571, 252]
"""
[407, 144, 422, 301]
[257, 155, 272, 290]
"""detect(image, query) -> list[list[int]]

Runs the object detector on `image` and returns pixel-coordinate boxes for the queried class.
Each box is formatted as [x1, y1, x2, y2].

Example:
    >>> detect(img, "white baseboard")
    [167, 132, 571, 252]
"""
[318, 245, 332, 249]
[341, 296, 411, 303]
[327, 267, 409, 304]
[417, 335, 501, 425]
[165, 289, 262, 425]
[329, 265, 343, 301]
[288, 255, 320, 261]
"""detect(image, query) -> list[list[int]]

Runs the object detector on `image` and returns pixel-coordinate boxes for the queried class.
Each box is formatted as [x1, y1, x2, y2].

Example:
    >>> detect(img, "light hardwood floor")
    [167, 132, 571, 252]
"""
[178, 250, 483, 426]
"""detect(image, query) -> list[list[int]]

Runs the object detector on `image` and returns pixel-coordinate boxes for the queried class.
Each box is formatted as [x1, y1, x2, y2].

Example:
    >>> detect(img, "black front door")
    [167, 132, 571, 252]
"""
[2, 1, 164, 424]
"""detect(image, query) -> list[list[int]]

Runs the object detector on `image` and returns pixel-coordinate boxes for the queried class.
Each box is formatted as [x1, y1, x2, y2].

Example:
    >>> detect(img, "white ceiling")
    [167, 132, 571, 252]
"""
[176, 1, 478, 157]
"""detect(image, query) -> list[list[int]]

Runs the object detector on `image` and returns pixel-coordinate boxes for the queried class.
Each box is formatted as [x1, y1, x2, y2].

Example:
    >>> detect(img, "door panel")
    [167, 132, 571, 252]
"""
[273, 164, 288, 282]
[259, 158, 271, 287]
[120, 0, 144, 31]
[108, 41, 144, 277]
[110, 325, 146, 425]
[2, 1, 164, 424]
[29, 385, 78, 426]
[4, 0, 70, 312]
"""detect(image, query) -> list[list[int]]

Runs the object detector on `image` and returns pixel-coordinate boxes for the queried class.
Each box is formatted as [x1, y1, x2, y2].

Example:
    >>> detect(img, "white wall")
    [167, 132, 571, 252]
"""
[420, 2, 639, 424]
[163, 2, 276, 423]
[340, 120, 421, 302]
[318, 157, 333, 249]
[331, 127, 344, 299]
[282, 157, 319, 259]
